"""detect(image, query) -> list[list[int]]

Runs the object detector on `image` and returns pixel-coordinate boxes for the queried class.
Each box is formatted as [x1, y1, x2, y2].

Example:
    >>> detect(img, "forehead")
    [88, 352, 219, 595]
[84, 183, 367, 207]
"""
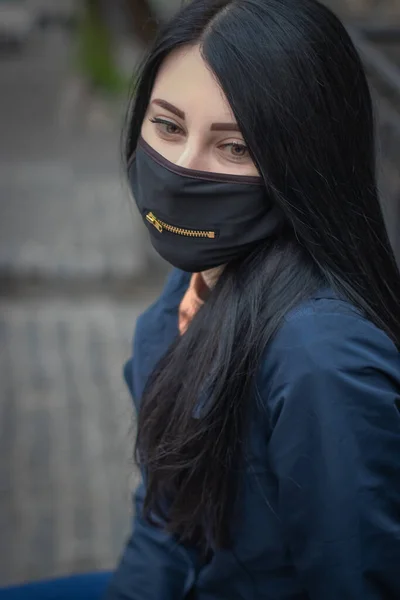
[150, 45, 235, 124]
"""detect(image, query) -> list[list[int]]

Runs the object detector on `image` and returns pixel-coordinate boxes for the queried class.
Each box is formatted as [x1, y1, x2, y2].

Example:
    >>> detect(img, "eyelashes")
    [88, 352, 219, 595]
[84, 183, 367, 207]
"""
[149, 117, 183, 136]
[148, 117, 251, 163]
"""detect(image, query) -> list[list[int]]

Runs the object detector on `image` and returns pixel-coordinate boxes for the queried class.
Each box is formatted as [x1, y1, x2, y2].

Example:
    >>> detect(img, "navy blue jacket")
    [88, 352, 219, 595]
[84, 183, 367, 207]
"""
[106, 269, 400, 600]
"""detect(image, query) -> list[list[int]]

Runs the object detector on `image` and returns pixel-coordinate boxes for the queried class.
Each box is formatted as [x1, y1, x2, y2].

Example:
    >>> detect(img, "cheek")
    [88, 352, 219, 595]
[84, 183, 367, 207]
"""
[245, 162, 260, 177]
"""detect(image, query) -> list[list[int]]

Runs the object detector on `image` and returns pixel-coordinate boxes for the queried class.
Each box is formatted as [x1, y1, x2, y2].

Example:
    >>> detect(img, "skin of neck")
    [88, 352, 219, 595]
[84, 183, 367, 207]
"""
[201, 265, 224, 289]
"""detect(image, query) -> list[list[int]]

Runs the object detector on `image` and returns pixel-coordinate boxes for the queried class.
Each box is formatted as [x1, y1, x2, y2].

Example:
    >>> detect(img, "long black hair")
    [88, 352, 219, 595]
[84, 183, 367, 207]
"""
[126, 0, 400, 551]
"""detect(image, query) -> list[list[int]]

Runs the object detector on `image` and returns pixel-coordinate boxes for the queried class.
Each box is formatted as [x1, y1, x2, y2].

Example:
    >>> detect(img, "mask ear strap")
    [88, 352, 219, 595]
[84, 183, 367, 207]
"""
[127, 152, 136, 170]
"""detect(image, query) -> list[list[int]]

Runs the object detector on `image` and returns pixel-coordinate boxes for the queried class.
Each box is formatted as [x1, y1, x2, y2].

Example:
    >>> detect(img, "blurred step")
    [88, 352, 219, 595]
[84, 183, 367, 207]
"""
[0, 161, 152, 280]
[0, 294, 156, 585]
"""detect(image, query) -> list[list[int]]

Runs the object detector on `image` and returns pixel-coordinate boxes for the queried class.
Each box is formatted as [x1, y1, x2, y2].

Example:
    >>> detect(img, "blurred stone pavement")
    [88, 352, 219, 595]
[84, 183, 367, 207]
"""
[0, 19, 167, 586]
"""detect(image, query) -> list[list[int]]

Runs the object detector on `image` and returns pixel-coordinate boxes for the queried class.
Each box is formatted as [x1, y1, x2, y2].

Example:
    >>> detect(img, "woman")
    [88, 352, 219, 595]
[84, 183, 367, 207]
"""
[105, 0, 400, 598]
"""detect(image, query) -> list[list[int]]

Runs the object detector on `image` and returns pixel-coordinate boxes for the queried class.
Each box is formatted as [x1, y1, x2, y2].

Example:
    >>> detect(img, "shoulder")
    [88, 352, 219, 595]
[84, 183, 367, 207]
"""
[264, 292, 398, 375]
[258, 292, 400, 425]
[128, 269, 191, 403]
[134, 268, 191, 341]
[148, 268, 192, 311]
[133, 267, 191, 351]
[135, 268, 191, 332]
[258, 294, 400, 596]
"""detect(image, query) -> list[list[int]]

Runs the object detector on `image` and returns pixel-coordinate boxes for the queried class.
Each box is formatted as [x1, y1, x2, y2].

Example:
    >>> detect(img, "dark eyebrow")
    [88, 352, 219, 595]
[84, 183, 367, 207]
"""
[152, 99, 185, 119]
[151, 99, 241, 132]
[210, 122, 240, 132]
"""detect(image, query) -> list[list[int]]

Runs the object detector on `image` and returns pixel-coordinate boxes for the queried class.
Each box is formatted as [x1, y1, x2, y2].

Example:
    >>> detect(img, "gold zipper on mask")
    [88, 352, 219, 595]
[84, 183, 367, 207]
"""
[146, 212, 216, 239]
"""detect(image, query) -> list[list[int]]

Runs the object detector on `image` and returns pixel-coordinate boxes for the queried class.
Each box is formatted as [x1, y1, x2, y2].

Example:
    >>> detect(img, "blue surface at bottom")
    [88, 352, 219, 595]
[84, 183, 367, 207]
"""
[0, 573, 111, 599]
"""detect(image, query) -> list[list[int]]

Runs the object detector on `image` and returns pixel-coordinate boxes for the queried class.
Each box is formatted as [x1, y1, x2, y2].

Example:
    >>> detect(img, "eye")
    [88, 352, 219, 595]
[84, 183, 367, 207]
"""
[149, 117, 183, 137]
[219, 141, 250, 162]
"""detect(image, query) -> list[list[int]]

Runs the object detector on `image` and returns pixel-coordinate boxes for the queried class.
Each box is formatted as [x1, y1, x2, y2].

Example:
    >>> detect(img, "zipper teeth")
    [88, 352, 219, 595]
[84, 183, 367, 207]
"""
[146, 212, 215, 239]
[159, 218, 214, 238]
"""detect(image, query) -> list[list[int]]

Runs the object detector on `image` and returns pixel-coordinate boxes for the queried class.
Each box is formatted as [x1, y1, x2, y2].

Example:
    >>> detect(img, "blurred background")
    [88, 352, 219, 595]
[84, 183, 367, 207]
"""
[0, 0, 399, 587]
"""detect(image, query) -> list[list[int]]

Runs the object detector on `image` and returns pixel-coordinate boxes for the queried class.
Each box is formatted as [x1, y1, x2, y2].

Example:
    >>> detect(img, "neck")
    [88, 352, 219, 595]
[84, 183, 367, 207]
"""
[201, 266, 224, 290]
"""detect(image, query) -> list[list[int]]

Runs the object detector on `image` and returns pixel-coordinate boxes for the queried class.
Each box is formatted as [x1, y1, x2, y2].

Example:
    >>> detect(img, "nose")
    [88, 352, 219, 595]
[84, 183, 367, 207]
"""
[175, 142, 209, 171]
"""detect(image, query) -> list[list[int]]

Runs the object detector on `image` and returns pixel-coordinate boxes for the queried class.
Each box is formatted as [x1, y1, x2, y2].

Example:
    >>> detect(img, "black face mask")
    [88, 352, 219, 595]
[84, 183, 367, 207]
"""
[128, 137, 284, 273]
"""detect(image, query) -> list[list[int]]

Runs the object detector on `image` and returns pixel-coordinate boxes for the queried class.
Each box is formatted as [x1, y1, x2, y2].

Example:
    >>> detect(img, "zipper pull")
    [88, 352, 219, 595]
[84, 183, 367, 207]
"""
[146, 212, 163, 233]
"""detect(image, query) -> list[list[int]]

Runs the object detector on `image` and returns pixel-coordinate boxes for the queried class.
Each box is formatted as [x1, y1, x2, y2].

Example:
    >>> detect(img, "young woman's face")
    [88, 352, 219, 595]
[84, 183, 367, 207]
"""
[141, 45, 259, 176]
